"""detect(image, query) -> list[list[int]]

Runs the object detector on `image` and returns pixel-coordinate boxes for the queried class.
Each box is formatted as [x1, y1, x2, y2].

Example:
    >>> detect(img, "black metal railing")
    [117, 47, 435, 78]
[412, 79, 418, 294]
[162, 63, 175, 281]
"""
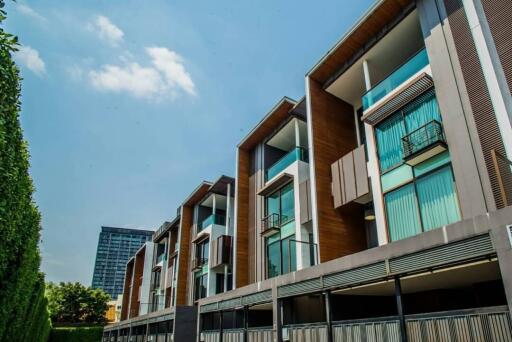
[193, 257, 208, 270]
[261, 213, 281, 236]
[402, 120, 446, 160]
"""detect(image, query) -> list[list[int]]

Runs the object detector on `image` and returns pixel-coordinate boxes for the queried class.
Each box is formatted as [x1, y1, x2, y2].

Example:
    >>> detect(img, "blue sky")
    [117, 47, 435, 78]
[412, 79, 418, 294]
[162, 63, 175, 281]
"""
[5, 0, 373, 284]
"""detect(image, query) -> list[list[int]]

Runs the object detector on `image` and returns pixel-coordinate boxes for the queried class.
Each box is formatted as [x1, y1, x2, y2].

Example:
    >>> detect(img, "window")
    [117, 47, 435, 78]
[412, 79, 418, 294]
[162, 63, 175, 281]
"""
[385, 165, 460, 241]
[375, 91, 442, 172]
[196, 239, 209, 265]
[265, 182, 294, 223]
[194, 272, 207, 301]
[266, 235, 297, 279]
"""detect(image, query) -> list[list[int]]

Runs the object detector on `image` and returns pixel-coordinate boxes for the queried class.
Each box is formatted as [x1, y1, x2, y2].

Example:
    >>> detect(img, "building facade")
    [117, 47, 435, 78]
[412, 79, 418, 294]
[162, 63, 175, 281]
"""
[92, 226, 153, 299]
[104, 0, 512, 341]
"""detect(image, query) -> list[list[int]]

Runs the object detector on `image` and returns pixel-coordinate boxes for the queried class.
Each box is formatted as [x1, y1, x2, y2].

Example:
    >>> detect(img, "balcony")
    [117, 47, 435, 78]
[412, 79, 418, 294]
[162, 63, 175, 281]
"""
[261, 213, 282, 238]
[155, 253, 166, 267]
[362, 48, 429, 111]
[192, 257, 208, 271]
[265, 147, 308, 182]
[402, 120, 447, 165]
[199, 214, 226, 232]
[211, 235, 233, 269]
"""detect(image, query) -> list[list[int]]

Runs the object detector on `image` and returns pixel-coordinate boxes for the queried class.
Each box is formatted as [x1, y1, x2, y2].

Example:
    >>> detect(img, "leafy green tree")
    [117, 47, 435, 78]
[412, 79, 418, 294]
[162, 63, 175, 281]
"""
[46, 282, 111, 325]
[0, 0, 50, 340]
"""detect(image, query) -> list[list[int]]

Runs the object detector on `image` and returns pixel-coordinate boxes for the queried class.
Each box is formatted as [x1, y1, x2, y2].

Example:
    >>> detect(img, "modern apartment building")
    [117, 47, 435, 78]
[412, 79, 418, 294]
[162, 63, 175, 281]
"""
[92, 226, 153, 299]
[104, 0, 512, 341]
[104, 176, 235, 342]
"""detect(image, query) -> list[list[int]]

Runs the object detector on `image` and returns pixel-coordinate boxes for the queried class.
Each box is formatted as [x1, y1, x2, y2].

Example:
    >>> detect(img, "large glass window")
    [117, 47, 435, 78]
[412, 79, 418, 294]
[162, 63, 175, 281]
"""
[265, 182, 295, 224]
[194, 272, 207, 301]
[265, 182, 296, 279]
[385, 165, 460, 241]
[196, 239, 209, 265]
[375, 91, 442, 172]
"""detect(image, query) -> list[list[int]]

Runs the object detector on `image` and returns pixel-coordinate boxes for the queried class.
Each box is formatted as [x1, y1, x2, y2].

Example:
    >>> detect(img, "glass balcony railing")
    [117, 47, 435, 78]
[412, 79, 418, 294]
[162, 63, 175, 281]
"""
[265, 147, 309, 181]
[199, 214, 226, 231]
[362, 48, 429, 111]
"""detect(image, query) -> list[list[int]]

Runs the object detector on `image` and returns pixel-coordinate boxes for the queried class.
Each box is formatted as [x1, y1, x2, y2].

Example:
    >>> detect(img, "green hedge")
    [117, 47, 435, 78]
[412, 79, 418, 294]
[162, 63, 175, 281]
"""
[0, 1, 50, 341]
[49, 326, 104, 342]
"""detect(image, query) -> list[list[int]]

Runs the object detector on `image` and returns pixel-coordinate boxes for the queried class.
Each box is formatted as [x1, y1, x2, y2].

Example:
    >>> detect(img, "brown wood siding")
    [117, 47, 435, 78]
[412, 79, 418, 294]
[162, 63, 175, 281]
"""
[130, 250, 145, 317]
[120, 261, 134, 320]
[480, 0, 512, 93]
[235, 149, 250, 288]
[176, 205, 193, 305]
[308, 78, 367, 262]
[444, 0, 507, 209]
[310, 0, 414, 84]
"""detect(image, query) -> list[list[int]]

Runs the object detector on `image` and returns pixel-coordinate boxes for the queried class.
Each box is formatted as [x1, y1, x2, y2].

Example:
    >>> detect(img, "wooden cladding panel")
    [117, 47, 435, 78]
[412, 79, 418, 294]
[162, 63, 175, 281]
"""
[310, 0, 414, 84]
[120, 261, 134, 320]
[235, 149, 250, 288]
[444, 0, 507, 209]
[129, 250, 145, 318]
[332, 145, 369, 209]
[299, 179, 312, 224]
[309, 78, 367, 263]
[176, 205, 193, 306]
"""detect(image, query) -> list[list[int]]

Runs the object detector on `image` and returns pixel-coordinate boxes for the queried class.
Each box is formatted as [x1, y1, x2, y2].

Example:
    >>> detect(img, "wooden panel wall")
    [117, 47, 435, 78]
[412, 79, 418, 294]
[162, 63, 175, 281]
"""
[176, 205, 193, 305]
[235, 149, 250, 288]
[130, 249, 145, 317]
[120, 261, 133, 320]
[309, 78, 367, 262]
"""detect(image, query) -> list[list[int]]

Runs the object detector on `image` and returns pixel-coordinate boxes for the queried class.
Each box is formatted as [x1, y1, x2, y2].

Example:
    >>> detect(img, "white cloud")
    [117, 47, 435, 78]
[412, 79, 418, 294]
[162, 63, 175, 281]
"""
[90, 62, 164, 99]
[14, 46, 46, 76]
[90, 15, 124, 47]
[88, 47, 196, 100]
[16, 3, 46, 22]
[147, 47, 196, 96]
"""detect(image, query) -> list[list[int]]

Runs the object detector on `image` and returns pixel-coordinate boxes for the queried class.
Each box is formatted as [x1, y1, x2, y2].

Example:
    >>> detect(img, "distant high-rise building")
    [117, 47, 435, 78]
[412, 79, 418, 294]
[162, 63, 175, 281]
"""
[92, 226, 153, 299]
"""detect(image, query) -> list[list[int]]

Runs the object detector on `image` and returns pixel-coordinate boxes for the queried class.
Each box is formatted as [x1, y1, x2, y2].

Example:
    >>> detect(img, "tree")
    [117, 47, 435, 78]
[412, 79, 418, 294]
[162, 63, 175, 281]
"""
[0, 0, 50, 340]
[46, 282, 111, 325]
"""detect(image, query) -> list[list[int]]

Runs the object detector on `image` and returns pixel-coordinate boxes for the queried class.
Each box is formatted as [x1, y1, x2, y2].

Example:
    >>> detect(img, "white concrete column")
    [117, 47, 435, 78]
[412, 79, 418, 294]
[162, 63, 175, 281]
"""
[363, 59, 372, 90]
[294, 118, 301, 148]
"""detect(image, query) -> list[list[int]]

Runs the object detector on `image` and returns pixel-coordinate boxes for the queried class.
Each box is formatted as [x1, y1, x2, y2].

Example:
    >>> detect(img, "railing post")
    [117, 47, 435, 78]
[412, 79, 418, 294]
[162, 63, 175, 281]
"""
[219, 310, 224, 342]
[394, 276, 408, 342]
[324, 291, 333, 342]
[243, 306, 249, 342]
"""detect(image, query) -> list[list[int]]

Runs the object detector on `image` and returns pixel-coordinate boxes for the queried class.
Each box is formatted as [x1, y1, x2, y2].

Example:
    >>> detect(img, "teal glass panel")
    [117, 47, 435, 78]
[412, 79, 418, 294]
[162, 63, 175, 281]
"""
[200, 214, 226, 231]
[267, 240, 281, 278]
[416, 166, 461, 231]
[385, 183, 422, 241]
[362, 49, 429, 110]
[404, 92, 442, 132]
[381, 164, 413, 193]
[265, 147, 308, 181]
[266, 191, 280, 216]
[280, 182, 295, 223]
[414, 151, 451, 177]
[375, 113, 406, 171]
[280, 220, 295, 239]
[281, 236, 297, 274]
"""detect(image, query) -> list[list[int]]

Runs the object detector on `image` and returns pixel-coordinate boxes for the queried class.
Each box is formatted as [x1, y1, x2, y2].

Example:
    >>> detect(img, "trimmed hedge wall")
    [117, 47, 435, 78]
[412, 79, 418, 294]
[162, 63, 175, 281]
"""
[0, 1, 51, 341]
[49, 326, 104, 342]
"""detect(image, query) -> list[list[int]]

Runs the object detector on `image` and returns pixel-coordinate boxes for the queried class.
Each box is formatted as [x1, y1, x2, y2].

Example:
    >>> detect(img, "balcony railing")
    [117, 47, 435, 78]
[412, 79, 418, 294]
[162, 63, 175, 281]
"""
[261, 213, 282, 237]
[402, 120, 447, 165]
[265, 147, 308, 182]
[199, 214, 226, 231]
[192, 257, 208, 271]
[362, 48, 429, 111]
[156, 253, 166, 265]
